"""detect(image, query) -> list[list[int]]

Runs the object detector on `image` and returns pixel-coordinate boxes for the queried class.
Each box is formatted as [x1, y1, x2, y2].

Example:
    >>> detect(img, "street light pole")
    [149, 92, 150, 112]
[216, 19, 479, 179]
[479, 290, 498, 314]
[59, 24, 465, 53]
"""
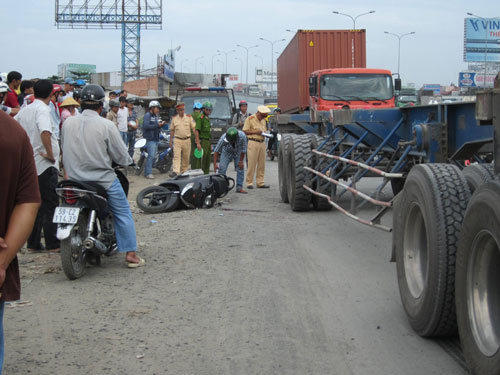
[332, 10, 375, 67]
[211, 53, 221, 74]
[467, 12, 500, 87]
[195, 56, 204, 73]
[236, 44, 259, 85]
[259, 37, 286, 91]
[217, 49, 236, 74]
[383, 31, 416, 79]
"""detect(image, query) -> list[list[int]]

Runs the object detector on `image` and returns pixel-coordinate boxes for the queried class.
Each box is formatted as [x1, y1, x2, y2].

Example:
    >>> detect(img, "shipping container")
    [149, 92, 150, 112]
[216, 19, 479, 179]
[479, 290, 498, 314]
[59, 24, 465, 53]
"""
[277, 29, 366, 114]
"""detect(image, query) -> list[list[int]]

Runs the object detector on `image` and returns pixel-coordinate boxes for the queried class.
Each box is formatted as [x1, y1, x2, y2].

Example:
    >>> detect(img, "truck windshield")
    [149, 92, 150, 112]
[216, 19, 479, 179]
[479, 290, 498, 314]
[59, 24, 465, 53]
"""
[320, 74, 393, 101]
[182, 96, 232, 120]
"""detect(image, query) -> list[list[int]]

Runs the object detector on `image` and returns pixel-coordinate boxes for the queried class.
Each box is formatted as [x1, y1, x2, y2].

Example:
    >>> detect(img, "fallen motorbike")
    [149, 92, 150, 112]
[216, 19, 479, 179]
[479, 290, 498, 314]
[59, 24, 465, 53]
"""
[54, 169, 129, 280]
[136, 170, 235, 214]
[134, 130, 173, 175]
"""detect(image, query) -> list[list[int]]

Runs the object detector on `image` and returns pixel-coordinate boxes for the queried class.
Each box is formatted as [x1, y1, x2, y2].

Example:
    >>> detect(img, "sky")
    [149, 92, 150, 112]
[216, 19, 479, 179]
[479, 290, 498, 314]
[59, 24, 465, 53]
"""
[3, 0, 499, 88]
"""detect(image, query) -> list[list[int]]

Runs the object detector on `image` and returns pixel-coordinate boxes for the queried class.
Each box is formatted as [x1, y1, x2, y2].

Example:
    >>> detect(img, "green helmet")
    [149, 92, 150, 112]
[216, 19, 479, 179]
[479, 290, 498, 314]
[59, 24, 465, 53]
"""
[226, 127, 238, 142]
[203, 101, 213, 109]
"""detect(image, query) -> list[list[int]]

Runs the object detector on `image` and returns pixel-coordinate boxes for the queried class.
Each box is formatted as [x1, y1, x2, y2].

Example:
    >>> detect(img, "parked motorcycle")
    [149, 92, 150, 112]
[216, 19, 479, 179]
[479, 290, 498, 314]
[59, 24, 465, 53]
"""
[134, 130, 173, 175]
[268, 129, 280, 161]
[136, 171, 235, 214]
[54, 169, 129, 280]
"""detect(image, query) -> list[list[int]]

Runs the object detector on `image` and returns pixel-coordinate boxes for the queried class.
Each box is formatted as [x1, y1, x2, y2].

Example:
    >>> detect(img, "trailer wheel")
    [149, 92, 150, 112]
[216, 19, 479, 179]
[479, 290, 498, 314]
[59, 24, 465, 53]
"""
[311, 135, 334, 211]
[462, 163, 496, 193]
[278, 134, 293, 203]
[393, 164, 471, 337]
[286, 135, 312, 211]
[456, 181, 500, 375]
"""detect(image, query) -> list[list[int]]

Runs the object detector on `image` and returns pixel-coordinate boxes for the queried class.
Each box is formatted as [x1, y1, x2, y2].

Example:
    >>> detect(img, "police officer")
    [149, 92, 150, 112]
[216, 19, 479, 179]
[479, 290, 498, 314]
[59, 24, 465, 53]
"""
[193, 101, 213, 174]
[243, 105, 271, 188]
[170, 102, 195, 177]
[190, 102, 203, 168]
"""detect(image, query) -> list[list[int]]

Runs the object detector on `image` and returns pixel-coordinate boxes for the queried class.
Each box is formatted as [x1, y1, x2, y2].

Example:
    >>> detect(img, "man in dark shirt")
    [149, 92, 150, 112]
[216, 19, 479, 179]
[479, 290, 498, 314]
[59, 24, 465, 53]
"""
[0, 111, 40, 371]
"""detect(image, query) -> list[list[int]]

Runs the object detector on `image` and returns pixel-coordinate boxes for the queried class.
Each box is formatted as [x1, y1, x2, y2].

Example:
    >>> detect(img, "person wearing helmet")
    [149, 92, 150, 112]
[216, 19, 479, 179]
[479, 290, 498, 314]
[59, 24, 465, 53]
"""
[14, 80, 61, 252]
[106, 99, 120, 126]
[62, 78, 75, 100]
[193, 101, 213, 174]
[142, 100, 166, 178]
[75, 79, 85, 88]
[232, 100, 251, 129]
[243, 105, 271, 188]
[213, 127, 248, 193]
[189, 102, 203, 167]
[61, 84, 144, 267]
[0, 82, 19, 116]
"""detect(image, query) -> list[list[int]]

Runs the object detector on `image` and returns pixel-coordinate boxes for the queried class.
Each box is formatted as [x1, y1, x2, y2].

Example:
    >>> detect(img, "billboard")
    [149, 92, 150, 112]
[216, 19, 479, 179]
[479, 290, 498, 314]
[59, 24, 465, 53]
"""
[464, 17, 500, 62]
[459, 71, 496, 87]
[422, 84, 441, 95]
[255, 69, 277, 84]
[58, 63, 96, 79]
[163, 54, 175, 83]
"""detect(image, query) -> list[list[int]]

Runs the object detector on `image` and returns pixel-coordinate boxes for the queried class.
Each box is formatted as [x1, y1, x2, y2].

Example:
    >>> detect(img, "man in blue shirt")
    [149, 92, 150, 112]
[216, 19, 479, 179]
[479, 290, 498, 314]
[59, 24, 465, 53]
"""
[213, 127, 248, 193]
[142, 100, 165, 179]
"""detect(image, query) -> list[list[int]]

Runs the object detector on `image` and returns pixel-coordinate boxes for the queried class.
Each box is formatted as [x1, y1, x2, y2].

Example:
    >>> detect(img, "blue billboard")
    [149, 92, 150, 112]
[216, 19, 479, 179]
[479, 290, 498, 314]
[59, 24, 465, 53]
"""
[459, 72, 496, 88]
[464, 17, 500, 62]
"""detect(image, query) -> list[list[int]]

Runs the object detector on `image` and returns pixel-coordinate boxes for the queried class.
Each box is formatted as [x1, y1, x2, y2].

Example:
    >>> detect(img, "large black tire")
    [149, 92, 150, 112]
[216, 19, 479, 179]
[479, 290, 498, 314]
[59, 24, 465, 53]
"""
[136, 186, 179, 213]
[462, 163, 496, 193]
[311, 135, 334, 211]
[286, 135, 312, 211]
[135, 155, 145, 176]
[278, 134, 293, 203]
[60, 213, 88, 280]
[393, 164, 471, 337]
[157, 154, 173, 174]
[456, 181, 500, 375]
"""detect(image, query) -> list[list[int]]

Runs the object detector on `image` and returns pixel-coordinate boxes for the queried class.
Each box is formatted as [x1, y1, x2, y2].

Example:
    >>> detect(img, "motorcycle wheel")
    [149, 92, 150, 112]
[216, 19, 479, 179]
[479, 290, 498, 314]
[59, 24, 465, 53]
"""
[135, 155, 145, 176]
[157, 155, 173, 174]
[136, 186, 179, 213]
[60, 213, 88, 280]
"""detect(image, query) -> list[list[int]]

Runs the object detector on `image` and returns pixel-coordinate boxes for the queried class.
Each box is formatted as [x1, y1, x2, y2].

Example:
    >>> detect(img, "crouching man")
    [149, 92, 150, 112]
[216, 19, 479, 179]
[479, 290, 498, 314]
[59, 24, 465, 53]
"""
[213, 127, 248, 194]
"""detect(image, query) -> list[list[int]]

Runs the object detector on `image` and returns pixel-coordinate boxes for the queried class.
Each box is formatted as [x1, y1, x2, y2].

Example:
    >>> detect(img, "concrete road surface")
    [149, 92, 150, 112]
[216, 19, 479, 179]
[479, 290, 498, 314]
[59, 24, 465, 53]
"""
[4, 160, 468, 374]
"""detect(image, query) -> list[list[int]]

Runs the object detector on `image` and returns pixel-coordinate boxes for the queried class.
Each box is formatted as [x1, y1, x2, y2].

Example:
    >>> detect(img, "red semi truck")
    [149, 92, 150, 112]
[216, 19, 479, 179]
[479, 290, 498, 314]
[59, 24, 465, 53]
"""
[277, 30, 396, 118]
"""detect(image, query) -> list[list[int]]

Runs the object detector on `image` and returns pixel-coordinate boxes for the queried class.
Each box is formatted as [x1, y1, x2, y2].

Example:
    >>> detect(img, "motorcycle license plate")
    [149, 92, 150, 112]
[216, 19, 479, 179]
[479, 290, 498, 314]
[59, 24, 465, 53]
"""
[53, 207, 80, 224]
[212, 127, 222, 132]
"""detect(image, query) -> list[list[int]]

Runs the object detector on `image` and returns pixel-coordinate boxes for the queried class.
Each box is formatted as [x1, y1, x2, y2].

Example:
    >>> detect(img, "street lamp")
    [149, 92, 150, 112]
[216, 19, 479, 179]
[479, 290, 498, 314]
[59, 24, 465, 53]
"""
[332, 10, 375, 67]
[217, 49, 236, 74]
[383, 31, 415, 80]
[466, 12, 500, 87]
[181, 59, 189, 72]
[236, 44, 258, 85]
[286, 29, 297, 33]
[234, 57, 243, 82]
[211, 53, 221, 74]
[259, 37, 286, 91]
[195, 56, 204, 73]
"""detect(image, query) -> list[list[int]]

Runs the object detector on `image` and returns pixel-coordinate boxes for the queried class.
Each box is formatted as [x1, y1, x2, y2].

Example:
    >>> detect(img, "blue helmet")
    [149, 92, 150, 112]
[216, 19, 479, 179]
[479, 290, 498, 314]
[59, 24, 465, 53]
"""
[193, 102, 203, 109]
[76, 79, 85, 86]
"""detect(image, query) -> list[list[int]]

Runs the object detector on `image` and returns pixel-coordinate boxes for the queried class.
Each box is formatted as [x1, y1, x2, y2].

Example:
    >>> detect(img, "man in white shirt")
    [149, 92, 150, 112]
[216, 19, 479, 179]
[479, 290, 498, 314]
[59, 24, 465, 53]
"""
[15, 80, 60, 252]
[117, 96, 128, 144]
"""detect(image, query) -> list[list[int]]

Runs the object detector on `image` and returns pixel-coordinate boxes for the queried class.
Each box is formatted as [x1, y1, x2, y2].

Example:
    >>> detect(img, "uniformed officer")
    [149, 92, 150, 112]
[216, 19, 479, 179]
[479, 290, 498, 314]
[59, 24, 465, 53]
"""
[190, 102, 203, 168]
[170, 102, 196, 177]
[243, 105, 271, 188]
[193, 101, 213, 174]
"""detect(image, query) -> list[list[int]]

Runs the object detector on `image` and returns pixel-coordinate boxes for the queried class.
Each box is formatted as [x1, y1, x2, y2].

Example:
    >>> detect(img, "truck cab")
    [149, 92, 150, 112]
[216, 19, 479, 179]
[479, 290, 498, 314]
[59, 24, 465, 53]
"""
[176, 87, 236, 145]
[308, 68, 396, 114]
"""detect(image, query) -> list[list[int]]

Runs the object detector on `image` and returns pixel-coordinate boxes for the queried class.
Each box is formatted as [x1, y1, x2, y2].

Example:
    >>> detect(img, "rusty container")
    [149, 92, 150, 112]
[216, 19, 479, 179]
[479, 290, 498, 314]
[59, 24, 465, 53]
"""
[277, 29, 367, 113]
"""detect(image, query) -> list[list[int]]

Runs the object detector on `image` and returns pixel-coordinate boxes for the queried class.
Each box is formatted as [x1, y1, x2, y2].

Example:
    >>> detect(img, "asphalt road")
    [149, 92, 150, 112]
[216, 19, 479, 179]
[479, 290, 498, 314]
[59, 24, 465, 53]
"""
[4, 160, 469, 375]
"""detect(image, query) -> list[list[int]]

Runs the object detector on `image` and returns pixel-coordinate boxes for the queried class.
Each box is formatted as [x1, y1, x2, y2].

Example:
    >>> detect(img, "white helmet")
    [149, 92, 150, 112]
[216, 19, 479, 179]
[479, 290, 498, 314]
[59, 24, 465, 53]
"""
[0, 82, 8, 93]
[149, 100, 161, 108]
[0, 72, 7, 83]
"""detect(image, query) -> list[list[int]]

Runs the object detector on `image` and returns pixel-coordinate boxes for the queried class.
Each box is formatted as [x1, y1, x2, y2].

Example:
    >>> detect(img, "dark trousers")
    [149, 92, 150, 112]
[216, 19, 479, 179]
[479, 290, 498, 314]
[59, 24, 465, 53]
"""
[27, 167, 60, 250]
[127, 131, 136, 160]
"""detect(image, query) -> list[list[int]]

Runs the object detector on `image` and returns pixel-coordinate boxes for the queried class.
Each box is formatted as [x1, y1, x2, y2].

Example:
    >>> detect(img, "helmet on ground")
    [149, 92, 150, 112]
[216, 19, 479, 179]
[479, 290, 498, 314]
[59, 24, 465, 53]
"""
[239, 100, 248, 107]
[203, 101, 213, 109]
[274, 107, 282, 113]
[81, 84, 105, 102]
[193, 101, 203, 110]
[149, 100, 161, 108]
[225, 127, 238, 143]
[0, 82, 9, 93]
[76, 79, 86, 86]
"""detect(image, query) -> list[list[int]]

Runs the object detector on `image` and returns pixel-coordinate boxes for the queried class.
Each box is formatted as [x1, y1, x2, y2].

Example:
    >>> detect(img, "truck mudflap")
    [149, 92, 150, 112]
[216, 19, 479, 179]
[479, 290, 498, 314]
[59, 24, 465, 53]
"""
[57, 224, 74, 240]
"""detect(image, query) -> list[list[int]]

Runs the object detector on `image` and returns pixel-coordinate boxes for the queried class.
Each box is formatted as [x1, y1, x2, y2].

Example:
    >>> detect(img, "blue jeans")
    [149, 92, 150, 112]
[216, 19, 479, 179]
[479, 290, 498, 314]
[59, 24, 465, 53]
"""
[0, 301, 4, 374]
[144, 140, 158, 176]
[106, 179, 137, 253]
[120, 131, 128, 145]
[217, 152, 244, 188]
[127, 131, 136, 159]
